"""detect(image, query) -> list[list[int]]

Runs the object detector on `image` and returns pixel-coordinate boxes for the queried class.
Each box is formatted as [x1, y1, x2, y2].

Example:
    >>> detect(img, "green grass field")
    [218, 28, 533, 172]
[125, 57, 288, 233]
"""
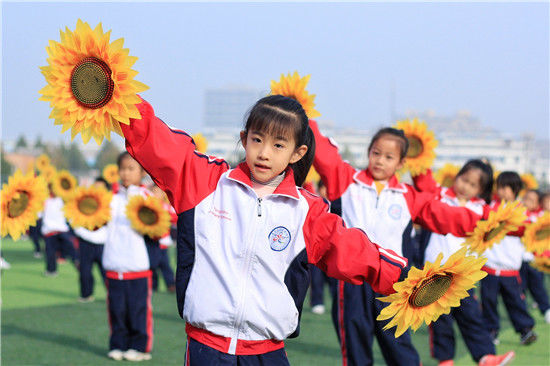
[1, 238, 549, 365]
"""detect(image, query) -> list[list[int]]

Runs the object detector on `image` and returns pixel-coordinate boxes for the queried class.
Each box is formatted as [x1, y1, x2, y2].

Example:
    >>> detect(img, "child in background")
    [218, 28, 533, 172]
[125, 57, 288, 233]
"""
[520, 189, 550, 323]
[310, 123, 483, 366]
[75, 177, 109, 303]
[28, 213, 44, 258]
[413, 161, 515, 366]
[481, 172, 537, 346]
[122, 95, 408, 365]
[41, 184, 76, 276]
[541, 192, 550, 212]
[102, 152, 154, 362]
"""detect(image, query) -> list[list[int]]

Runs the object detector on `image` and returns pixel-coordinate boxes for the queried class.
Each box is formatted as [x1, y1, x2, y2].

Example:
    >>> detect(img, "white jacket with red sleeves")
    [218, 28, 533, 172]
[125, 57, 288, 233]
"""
[310, 121, 482, 258]
[121, 99, 407, 351]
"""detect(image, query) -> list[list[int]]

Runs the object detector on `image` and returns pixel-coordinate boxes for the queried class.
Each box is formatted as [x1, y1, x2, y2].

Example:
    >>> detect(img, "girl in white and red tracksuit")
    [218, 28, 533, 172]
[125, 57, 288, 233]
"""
[481, 172, 536, 346]
[309, 122, 483, 366]
[413, 162, 515, 366]
[122, 95, 408, 365]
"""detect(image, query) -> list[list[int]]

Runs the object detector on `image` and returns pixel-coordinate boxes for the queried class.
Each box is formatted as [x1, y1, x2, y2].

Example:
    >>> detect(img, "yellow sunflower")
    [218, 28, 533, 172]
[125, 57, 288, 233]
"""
[531, 254, 550, 274]
[39, 19, 149, 145]
[40, 165, 57, 184]
[520, 173, 538, 198]
[270, 72, 321, 119]
[522, 212, 550, 255]
[102, 164, 119, 185]
[192, 133, 208, 154]
[377, 247, 487, 337]
[463, 201, 527, 255]
[394, 119, 438, 176]
[305, 167, 320, 184]
[126, 195, 171, 238]
[1, 170, 49, 240]
[64, 185, 112, 230]
[434, 163, 460, 188]
[492, 170, 500, 194]
[51, 170, 77, 201]
[35, 154, 51, 172]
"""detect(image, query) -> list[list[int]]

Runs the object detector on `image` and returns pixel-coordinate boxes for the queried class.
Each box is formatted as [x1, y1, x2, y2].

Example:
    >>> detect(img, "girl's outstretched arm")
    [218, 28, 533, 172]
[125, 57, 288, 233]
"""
[302, 191, 407, 295]
[309, 120, 357, 201]
[121, 98, 230, 214]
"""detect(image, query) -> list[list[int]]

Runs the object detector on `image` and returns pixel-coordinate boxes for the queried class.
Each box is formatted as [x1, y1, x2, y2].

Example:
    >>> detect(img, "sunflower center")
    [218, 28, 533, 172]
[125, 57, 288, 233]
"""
[535, 225, 550, 241]
[70, 57, 114, 109]
[7, 191, 30, 218]
[442, 176, 454, 188]
[407, 136, 424, 158]
[78, 195, 100, 216]
[483, 223, 507, 243]
[409, 273, 453, 308]
[137, 206, 159, 226]
[60, 177, 72, 190]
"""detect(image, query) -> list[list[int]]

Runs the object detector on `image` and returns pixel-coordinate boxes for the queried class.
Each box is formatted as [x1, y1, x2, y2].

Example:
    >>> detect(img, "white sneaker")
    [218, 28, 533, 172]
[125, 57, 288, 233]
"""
[78, 296, 95, 303]
[43, 270, 58, 277]
[124, 349, 152, 361]
[107, 349, 124, 361]
[311, 304, 326, 315]
[33, 252, 43, 259]
[544, 309, 550, 324]
[0, 258, 11, 270]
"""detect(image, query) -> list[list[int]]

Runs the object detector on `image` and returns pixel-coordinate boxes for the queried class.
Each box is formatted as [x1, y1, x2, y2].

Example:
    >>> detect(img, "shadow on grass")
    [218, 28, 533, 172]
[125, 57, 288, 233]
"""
[16, 285, 78, 300]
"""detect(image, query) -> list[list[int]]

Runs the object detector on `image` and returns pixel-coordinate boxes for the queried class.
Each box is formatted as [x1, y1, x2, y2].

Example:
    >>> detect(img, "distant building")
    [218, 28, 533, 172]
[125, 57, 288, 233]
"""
[203, 87, 263, 128]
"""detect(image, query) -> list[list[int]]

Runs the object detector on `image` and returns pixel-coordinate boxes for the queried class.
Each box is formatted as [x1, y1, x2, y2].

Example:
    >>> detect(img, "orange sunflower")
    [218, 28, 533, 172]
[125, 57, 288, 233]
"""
[463, 201, 527, 255]
[51, 170, 77, 201]
[126, 195, 171, 238]
[40, 165, 57, 184]
[531, 254, 550, 274]
[270, 72, 320, 119]
[394, 119, 438, 176]
[522, 212, 550, 255]
[192, 133, 208, 154]
[377, 247, 487, 337]
[1, 170, 49, 240]
[35, 154, 51, 172]
[434, 163, 460, 188]
[102, 164, 119, 185]
[39, 19, 149, 144]
[64, 185, 112, 230]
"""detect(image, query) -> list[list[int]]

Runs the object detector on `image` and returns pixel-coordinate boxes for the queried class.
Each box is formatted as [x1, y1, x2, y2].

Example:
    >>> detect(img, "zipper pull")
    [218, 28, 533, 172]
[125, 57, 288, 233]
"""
[257, 198, 262, 217]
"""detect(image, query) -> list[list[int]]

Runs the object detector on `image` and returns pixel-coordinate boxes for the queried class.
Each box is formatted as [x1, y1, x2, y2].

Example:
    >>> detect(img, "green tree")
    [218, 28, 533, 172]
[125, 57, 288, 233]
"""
[34, 136, 46, 151]
[94, 140, 121, 171]
[66, 143, 89, 172]
[45, 143, 69, 170]
[1, 148, 14, 184]
[15, 135, 28, 149]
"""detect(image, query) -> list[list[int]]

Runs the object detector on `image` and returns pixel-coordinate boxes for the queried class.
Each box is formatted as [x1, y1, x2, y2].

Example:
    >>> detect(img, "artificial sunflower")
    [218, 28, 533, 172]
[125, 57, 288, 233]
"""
[522, 212, 550, 255]
[39, 19, 149, 145]
[102, 164, 119, 185]
[305, 166, 320, 184]
[51, 170, 77, 201]
[394, 119, 438, 176]
[463, 201, 527, 255]
[126, 195, 171, 238]
[40, 165, 57, 184]
[521, 173, 538, 191]
[270, 72, 320, 119]
[64, 185, 112, 230]
[531, 254, 550, 274]
[1, 170, 49, 240]
[377, 247, 487, 337]
[192, 133, 208, 154]
[434, 163, 460, 188]
[35, 154, 51, 172]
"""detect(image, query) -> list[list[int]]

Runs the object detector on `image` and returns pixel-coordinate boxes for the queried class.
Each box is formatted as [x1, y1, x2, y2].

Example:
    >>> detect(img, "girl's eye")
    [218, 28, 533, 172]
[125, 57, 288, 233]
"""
[275, 144, 284, 149]
[252, 137, 261, 143]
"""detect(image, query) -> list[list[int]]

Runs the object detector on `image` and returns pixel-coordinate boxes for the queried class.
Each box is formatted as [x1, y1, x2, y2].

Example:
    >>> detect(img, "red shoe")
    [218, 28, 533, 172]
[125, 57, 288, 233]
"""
[478, 351, 515, 366]
[438, 360, 454, 366]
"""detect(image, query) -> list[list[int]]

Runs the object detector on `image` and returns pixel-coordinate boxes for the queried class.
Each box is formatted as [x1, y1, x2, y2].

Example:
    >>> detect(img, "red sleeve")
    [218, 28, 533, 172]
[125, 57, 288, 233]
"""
[302, 191, 407, 295]
[309, 120, 357, 201]
[404, 185, 481, 237]
[121, 98, 230, 214]
[412, 169, 442, 195]
[482, 202, 527, 237]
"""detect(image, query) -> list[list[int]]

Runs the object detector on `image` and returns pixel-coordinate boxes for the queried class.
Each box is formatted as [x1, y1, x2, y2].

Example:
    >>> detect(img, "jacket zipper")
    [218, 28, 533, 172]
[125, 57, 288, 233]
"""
[257, 198, 262, 217]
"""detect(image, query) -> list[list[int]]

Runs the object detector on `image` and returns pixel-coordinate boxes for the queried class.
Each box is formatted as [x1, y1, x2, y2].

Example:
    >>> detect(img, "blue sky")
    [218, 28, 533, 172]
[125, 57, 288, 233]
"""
[2, 1, 549, 143]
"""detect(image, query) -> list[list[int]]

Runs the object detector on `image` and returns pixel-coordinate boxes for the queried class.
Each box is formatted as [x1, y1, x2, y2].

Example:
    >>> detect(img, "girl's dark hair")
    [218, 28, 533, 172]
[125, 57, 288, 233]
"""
[456, 159, 494, 203]
[496, 171, 523, 198]
[94, 176, 111, 190]
[116, 151, 131, 168]
[368, 128, 409, 160]
[243, 94, 315, 186]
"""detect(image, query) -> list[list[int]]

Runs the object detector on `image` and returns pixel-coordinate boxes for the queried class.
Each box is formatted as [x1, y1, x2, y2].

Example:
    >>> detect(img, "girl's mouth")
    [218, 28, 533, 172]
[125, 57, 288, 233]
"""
[255, 164, 270, 171]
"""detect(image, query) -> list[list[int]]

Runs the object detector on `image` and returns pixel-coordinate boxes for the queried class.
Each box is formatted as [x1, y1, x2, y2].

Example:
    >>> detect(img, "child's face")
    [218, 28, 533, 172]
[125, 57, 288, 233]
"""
[93, 181, 107, 190]
[118, 156, 145, 188]
[496, 185, 516, 202]
[542, 196, 550, 212]
[522, 191, 540, 212]
[367, 136, 404, 181]
[241, 130, 307, 183]
[453, 169, 482, 202]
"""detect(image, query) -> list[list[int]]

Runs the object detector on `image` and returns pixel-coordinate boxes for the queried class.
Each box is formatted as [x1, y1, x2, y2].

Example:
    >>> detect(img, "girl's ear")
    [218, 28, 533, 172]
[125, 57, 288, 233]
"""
[396, 158, 405, 172]
[240, 131, 247, 148]
[289, 144, 308, 164]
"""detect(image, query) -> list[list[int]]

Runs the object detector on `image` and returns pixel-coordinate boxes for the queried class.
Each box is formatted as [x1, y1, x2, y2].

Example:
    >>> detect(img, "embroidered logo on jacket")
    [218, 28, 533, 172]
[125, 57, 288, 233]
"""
[388, 204, 402, 220]
[269, 226, 291, 251]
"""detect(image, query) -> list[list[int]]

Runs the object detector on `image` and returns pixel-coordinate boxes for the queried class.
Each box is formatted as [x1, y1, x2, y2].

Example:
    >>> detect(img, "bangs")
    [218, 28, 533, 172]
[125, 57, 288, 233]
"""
[246, 104, 301, 143]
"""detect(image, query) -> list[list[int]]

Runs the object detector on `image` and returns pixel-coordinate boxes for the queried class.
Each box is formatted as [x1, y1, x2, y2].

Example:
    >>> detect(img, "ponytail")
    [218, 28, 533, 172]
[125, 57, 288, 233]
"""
[290, 126, 316, 186]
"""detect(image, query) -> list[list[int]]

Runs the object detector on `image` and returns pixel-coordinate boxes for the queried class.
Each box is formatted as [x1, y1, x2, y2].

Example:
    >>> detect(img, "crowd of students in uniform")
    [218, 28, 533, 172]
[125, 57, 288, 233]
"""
[5, 93, 549, 366]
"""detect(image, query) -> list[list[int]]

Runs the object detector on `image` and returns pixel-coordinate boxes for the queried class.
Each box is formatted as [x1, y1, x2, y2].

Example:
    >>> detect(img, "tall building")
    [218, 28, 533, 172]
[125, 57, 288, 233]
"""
[203, 87, 263, 128]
